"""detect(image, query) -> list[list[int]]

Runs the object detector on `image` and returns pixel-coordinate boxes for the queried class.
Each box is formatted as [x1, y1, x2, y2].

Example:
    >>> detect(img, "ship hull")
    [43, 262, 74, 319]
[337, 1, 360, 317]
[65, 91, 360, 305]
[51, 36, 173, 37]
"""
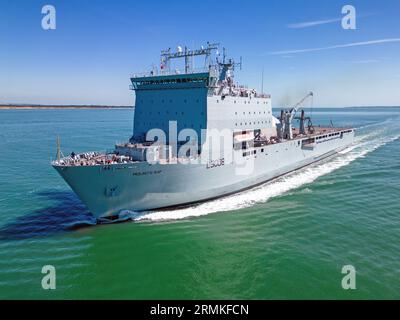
[53, 131, 354, 217]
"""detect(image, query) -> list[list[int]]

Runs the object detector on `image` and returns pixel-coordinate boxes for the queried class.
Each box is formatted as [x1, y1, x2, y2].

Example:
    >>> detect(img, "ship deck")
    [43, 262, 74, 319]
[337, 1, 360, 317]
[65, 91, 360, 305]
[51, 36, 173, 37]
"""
[52, 126, 353, 167]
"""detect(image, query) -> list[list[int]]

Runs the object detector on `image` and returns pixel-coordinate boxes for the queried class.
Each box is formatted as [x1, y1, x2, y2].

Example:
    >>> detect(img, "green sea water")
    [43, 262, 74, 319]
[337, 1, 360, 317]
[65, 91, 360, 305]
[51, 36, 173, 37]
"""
[0, 107, 400, 299]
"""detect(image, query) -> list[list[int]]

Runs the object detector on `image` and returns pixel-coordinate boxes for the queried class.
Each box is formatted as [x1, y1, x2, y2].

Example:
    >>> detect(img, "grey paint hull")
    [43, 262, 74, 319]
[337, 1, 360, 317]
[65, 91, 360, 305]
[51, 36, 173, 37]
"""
[53, 131, 354, 217]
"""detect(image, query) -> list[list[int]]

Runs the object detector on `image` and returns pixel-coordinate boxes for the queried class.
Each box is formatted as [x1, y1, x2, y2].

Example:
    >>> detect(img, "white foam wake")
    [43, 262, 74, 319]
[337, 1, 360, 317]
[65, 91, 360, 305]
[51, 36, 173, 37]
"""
[126, 131, 399, 222]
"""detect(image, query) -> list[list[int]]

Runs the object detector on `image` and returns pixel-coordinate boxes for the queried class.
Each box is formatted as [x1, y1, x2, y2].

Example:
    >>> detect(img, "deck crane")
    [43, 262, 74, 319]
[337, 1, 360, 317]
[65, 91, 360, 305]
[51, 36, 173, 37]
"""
[278, 91, 314, 140]
[295, 109, 315, 135]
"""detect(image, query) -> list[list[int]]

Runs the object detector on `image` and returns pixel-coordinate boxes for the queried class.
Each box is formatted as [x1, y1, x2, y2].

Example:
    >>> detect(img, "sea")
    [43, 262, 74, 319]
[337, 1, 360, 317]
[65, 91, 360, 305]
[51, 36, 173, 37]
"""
[0, 107, 399, 299]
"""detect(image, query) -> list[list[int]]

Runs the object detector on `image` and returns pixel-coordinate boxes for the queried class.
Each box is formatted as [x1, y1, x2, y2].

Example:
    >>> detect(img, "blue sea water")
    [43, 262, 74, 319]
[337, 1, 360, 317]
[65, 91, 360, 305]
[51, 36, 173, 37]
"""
[0, 107, 399, 299]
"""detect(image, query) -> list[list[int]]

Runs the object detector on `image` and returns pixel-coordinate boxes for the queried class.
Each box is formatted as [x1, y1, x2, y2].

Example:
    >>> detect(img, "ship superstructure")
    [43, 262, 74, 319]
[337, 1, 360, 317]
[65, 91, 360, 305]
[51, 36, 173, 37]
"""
[52, 43, 355, 218]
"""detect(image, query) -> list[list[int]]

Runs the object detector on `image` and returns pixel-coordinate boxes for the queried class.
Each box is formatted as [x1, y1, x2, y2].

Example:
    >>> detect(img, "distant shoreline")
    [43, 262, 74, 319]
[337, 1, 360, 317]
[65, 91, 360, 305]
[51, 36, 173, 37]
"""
[0, 105, 133, 109]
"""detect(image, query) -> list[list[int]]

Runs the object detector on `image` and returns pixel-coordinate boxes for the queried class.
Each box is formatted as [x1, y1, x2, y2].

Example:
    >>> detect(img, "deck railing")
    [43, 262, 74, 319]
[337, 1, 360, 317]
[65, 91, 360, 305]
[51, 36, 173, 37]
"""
[130, 66, 218, 79]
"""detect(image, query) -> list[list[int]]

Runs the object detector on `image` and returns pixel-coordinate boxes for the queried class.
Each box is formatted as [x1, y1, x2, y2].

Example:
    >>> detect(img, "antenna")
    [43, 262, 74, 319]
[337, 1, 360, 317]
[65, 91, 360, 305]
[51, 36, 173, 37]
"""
[309, 91, 314, 122]
[56, 136, 63, 162]
[161, 42, 219, 73]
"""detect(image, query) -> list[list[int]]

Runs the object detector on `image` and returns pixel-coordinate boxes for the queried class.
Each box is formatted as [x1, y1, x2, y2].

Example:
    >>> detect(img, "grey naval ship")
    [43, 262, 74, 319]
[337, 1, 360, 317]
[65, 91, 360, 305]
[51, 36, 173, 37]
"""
[52, 43, 355, 218]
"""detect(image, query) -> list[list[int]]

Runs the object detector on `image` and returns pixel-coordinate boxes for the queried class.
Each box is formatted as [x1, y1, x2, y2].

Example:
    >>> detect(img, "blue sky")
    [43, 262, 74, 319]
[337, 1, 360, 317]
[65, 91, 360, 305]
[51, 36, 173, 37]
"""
[1, 0, 399, 107]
